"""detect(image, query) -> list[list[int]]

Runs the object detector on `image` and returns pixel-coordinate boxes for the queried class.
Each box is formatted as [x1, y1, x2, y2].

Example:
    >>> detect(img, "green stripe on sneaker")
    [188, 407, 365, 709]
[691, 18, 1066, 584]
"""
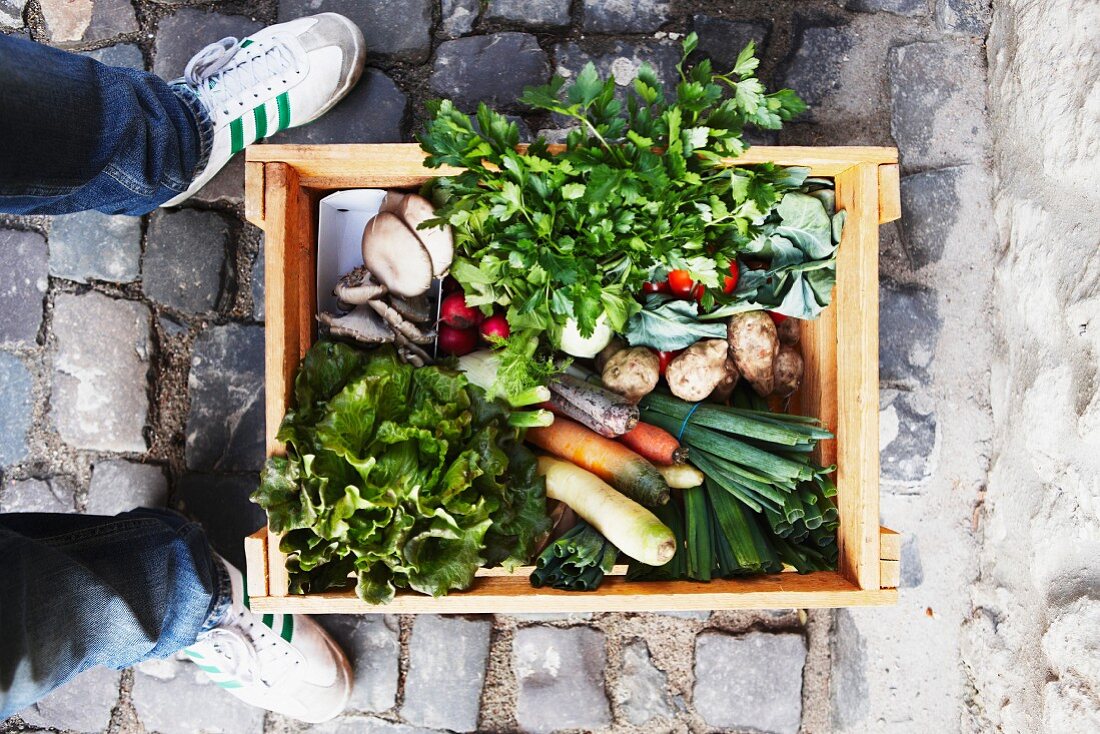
[230, 117, 245, 154]
[252, 103, 268, 142]
[276, 92, 291, 131]
[280, 614, 294, 643]
[183, 649, 204, 660]
[240, 39, 253, 48]
[195, 663, 223, 675]
[261, 613, 274, 629]
[216, 680, 244, 689]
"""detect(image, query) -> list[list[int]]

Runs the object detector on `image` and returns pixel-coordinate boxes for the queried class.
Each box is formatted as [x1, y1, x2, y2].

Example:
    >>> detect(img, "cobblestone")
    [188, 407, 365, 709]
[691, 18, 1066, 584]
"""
[694, 631, 807, 734]
[0, 0, 23, 29]
[52, 291, 150, 452]
[132, 656, 264, 734]
[783, 22, 853, 111]
[830, 610, 869, 730]
[692, 15, 770, 71]
[317, 615, 400, 712]
[251, 243, 265, 321]
[0, 229, 46, 347]
[144, 209, 230, 314]
[881, 388, 938, 486]
[87, 459, 168, 514]
[554, 39, 679, 90]
[49, 210, 141, 284]
[278, 0, 432, 64]
[899, 166, 965, 269]
[513, 625, 611, 734]
[484, 0, 570, 29]
[153, 9, 264, 79]
[889, 40, 988, 169]
[431, 33, 550, 113]
[39, 0, 137, 45]
[185, 323, 265, 472]
[879, 278, 940, 386]
[0, 352, 33, 467]
[175, 473, 265, 569]
[401, 615, 491, 731]
[440, 0, 478, 38]
[18, 666, 119, 731]
[0, 476, 76, 513]
[81, 42, 144, 69]
[617, 639, 672, 725]
[580, 0, 669, 33]
[272, 69, 406, 144]
[845, 0, 926, 16]
[937, 0, 991, 35]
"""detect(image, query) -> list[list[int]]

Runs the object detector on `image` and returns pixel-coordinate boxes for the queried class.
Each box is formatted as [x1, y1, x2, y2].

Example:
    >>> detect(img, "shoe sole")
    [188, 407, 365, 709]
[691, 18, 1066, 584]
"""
[163, 14, 367, 208]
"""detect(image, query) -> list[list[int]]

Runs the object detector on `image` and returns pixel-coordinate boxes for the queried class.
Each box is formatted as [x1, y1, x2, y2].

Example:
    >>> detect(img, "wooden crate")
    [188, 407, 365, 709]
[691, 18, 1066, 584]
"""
[243, 143, 902, 613]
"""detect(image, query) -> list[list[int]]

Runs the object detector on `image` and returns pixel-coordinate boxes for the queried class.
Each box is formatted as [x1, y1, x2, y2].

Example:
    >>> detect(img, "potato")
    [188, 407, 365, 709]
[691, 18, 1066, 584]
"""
[595, 337, 627, 373]
[666, 339, 729, 402]
[601, 347, 660, 403]
[773, 344, 804, 397]
[777, 318, 800, 346]
[727, 311, 778, 396]
[709, 357, 741, 403]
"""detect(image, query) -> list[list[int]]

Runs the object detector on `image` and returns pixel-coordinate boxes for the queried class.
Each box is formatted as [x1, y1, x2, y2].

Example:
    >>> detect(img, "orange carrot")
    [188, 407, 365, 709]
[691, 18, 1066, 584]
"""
[617, 422, 688, 466]
[527, 417, 669, 506]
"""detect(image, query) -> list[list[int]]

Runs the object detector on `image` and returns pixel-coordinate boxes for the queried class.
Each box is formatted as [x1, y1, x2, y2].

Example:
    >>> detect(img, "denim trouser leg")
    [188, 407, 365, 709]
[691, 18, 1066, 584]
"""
[0, 509, 231, 718]
[0, 34, 212, 216]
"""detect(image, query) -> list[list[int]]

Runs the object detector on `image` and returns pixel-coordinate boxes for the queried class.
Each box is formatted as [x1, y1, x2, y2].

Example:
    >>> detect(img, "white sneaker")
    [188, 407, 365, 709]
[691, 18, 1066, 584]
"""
[181, 558, 352, 723]
[163, 13, 366, 207]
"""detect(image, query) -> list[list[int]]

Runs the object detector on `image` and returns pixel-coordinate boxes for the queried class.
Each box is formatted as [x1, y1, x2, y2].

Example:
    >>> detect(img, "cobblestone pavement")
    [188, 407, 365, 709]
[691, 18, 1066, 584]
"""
[0, 0, 997, 732]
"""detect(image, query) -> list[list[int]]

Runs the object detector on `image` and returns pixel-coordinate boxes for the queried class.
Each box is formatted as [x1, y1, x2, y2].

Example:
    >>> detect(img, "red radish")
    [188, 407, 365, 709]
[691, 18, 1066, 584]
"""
[667, 270, 694, 298]
[641, 280, 669, 294]
[440, 292, 482, 329]
[654, 349, 681, 376]
[480, 313, 510, 342]
[767, 311, 788, 325]
[438, 324, 478, 356]
[442, 277, 461, 294]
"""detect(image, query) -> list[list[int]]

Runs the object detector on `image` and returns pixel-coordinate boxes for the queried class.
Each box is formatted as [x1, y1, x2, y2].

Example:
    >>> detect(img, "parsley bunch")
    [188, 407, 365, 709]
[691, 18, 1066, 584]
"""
[419, 34, 806, 391]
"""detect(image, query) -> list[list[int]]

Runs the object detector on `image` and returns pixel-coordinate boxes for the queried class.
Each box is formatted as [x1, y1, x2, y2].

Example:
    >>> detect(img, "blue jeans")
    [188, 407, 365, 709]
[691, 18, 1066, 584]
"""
[0, 509, 230, 718]
[0, 34, 211, 215]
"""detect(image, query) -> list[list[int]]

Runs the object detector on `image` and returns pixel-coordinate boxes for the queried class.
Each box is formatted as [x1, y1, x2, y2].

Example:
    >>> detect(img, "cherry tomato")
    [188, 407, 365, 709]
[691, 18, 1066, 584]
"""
[655, 349, 682, 376]
[667, 270, 694, 298]
[691, 283, 706, 302]
[767, 311, 788, 325]
[641, 280, 670, 294]
[723, 263, 741, 294]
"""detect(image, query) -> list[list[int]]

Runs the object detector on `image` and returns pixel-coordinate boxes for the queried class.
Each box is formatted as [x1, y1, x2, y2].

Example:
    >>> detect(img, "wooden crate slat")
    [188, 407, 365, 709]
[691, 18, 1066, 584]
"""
[834, 163, 882, 590]
[879, 560, 901, 589]
[246, 143, 899, 185]
[244, 528, 269, 598]
[877, 163, 901, 223]
[247, 571, 897, 614]
[880, 526, 902, 561]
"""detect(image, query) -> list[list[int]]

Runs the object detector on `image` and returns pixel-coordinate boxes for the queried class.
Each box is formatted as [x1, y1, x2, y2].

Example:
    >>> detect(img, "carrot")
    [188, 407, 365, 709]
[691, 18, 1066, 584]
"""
[527, 417, 670, 506]
[617, 422, 688, 466]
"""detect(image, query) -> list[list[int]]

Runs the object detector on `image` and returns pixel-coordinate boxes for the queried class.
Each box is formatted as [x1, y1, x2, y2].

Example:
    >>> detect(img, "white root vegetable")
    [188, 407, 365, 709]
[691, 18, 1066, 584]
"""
[361, 212, 434, 297]
[709, 357, 741, 403]
[727, 311, 779, 396]
[559, 312, 613, 358]
[398, 194, 455, 277]
[538, 455, 675, 566]
[773, 344, 804, 397]
[601, 347, 660, 403]
[665, 339, 730, 402]
[656, 463, 705, 489]
[595, 337, 626, 373]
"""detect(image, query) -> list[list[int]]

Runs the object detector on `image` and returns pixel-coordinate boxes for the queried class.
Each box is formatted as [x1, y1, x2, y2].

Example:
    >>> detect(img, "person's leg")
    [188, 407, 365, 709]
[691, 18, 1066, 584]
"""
[0, 35, 211, 216]
[0, 509, 227, 716]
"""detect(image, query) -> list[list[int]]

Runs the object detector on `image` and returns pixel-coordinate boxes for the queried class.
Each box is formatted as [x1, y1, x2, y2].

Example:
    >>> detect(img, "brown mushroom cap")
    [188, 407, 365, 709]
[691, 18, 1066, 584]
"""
[361, 212, 433, 298]
[379, 190, 407, 215]
[399, 193, 454, 278]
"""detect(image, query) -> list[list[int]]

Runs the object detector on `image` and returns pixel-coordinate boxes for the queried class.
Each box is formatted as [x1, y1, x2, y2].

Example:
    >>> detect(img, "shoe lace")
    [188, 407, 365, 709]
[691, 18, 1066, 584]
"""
[183, 36, 296, 117]
[201, 609, 299, 688]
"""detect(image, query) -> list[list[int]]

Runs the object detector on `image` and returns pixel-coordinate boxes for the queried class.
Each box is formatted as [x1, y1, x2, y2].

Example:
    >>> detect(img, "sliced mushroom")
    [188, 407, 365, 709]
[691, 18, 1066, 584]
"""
[379, 190, 407, 215]
[361, 212, 433, 298]
[388, 294, 432, 324]
[399, 194, 454, 278]
[333, 265, 388, 306]
[318, 304, 394, 344]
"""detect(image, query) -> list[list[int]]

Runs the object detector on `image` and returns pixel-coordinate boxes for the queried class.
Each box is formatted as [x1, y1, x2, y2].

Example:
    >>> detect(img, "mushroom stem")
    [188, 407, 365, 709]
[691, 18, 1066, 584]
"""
[366, 298, 435, 345]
